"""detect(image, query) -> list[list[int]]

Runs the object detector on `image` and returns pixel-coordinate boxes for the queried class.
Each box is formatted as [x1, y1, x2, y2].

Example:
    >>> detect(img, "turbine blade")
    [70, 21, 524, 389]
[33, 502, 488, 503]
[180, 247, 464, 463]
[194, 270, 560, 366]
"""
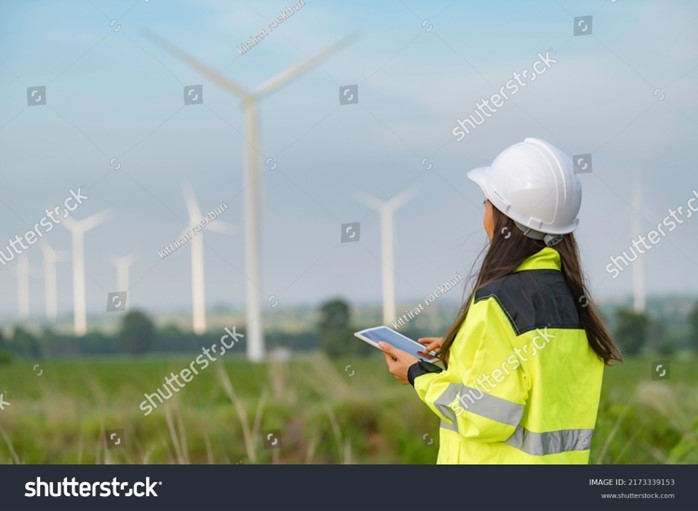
[206, 220, 235, 235]
[64, 210, 113, 232]
[43, 243, 68, 262]
[355, 191, 383, 211]
[80, 210, 113, 232]
[144, 30, 250, 99]
[60, 215, 79, 230]
[182, 183, 203, 221]
[254, 33, 358, 100]
[385, 187, 417, 212]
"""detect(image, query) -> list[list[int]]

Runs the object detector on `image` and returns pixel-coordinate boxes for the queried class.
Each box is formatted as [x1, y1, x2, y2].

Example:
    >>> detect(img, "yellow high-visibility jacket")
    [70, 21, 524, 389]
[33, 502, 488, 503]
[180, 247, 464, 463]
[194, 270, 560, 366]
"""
[411, 247, 604, 464]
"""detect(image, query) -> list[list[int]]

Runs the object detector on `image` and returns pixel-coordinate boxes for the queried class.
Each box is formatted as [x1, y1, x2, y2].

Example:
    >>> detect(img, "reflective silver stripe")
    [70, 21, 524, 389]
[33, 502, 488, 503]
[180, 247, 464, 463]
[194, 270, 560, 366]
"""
[505, 426, 593, 456]
[455, 384, 524, 427]
[440, 420, 458, 432]
[433, 384, 460, 433]
[433, 382, 524, 433]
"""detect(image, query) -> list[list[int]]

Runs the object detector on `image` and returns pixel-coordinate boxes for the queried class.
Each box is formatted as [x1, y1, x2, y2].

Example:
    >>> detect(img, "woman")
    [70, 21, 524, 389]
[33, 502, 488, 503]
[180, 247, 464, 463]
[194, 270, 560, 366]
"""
[380, 138, 622, 464]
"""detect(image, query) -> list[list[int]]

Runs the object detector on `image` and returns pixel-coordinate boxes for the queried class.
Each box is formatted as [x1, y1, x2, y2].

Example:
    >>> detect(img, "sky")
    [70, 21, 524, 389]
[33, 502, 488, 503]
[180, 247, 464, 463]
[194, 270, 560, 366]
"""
[0, 0, 697, 321]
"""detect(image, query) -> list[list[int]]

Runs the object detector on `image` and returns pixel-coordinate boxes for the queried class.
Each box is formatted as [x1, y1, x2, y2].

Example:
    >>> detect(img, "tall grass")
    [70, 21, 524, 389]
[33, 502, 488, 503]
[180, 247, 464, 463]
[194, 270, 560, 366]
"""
[0, 355, 695, 464]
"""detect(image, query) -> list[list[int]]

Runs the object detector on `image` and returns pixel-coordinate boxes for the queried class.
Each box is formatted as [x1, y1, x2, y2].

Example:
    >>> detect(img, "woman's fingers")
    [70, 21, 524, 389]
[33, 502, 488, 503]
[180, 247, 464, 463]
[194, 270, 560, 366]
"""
[379, 342, 397, 361]
[418, 337, 443, 354]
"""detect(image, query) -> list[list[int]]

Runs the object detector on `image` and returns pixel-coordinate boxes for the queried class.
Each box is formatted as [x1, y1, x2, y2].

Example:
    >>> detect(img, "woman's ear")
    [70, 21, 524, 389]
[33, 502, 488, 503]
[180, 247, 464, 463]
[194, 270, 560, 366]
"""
[483, 200, 495, 240]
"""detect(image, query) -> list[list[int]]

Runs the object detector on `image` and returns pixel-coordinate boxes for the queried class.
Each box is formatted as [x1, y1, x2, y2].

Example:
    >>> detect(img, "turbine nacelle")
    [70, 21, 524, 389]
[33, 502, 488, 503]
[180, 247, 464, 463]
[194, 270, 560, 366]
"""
[62, 210, 113, 234]
[356, 188, 417, 214]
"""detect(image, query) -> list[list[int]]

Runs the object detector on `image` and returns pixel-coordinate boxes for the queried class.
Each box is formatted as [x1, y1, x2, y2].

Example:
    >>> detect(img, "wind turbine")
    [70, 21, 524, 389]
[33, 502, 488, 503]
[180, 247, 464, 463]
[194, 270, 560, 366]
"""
[146, 32, 355, 361]
[40, 242, 68, 320]
[182, 183, 233, 335]
[109, 254, 136, 295]
[62, 211, 112, 336]
[356, 188, 417, 324]
[16, 252, 39, 319]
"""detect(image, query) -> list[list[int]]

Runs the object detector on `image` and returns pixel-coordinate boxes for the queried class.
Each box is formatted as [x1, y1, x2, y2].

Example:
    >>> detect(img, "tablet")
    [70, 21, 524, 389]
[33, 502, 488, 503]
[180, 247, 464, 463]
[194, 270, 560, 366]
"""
[354, 326, 441, 365]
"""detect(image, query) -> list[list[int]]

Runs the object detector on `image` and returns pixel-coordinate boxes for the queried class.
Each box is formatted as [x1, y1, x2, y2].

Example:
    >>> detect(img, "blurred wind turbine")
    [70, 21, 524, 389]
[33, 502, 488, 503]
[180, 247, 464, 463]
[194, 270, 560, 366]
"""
[62, 211, 112, 336]
[182, 183, 233, 335]
[110, 254, 136, 295]
[17, 253, 39, 319]
[40, 242, 68, 320]
[356, 188, 417, 324]
[146, 31, 355, 361]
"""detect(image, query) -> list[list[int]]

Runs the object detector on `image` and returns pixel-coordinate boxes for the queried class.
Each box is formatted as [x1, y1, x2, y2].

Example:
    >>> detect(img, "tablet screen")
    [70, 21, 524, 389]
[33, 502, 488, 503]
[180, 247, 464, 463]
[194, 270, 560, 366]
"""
[357, 326, 436, 360]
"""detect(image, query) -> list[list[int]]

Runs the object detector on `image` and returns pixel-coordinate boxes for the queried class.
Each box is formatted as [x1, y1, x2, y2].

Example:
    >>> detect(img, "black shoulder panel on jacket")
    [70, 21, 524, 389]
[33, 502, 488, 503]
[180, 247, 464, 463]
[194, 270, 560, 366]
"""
[474, 270, 583, 335]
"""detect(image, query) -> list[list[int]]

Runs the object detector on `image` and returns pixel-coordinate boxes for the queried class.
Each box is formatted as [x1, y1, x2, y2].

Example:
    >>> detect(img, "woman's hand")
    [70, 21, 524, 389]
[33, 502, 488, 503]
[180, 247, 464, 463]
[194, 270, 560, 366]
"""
[417, 337, 443, 359]
[379, 342, 419, 385]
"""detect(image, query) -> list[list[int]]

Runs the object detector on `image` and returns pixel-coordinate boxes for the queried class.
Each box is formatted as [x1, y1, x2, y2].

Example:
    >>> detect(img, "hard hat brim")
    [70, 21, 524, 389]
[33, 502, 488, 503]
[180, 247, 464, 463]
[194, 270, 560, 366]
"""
[467, 166, 489, 197]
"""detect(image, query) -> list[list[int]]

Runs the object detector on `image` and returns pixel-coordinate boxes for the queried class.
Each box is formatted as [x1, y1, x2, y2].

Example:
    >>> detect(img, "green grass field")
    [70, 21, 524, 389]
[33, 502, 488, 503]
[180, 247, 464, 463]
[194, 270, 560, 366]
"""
[0, 355, 696, 464]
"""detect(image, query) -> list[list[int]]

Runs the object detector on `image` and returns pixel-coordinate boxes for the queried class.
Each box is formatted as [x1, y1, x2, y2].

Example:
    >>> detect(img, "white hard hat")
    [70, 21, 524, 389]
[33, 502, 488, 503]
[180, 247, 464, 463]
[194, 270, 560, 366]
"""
[467, 137, 582, 246]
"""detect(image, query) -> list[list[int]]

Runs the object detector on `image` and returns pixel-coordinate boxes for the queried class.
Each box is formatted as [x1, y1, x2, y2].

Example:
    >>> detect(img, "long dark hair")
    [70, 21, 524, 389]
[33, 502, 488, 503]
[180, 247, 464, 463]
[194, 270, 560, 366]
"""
[440, 203, 622, 367]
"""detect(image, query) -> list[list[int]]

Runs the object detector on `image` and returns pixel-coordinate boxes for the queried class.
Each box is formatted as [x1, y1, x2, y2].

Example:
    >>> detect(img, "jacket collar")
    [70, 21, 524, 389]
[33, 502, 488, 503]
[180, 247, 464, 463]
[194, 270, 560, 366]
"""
[513, 247, 562, 272]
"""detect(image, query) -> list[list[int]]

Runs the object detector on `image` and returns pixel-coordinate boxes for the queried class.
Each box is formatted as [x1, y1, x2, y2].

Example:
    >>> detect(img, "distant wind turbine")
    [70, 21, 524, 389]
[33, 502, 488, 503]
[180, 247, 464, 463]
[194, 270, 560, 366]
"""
[146, 31, 355, 361]
[109, 254, 136, 295]
[17, 252, 39, 319]
[357, 188, 417, 324]
[40, 242, 68, 320]
[182, 183, 233, 335]
[62, 211, 112, 336]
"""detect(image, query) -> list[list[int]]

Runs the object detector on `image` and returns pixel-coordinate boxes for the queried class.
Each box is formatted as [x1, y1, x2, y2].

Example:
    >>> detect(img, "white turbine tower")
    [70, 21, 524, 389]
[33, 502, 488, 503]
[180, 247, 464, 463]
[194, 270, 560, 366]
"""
[17, 252, 39, 319]
[109, 254, 136, 295]
[40, 242, 68, 320]
[147, 32, 354, 361]
[632, 172, 645, 313]
[357, 188, 417, 325]
[62, 211, 112, 336]
[182, 183, 233, 335]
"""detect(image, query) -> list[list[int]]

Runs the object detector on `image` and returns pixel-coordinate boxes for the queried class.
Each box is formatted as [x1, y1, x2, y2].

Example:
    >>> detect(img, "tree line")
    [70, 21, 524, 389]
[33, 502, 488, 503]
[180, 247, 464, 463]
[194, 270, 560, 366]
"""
[1, 299, 697, 362]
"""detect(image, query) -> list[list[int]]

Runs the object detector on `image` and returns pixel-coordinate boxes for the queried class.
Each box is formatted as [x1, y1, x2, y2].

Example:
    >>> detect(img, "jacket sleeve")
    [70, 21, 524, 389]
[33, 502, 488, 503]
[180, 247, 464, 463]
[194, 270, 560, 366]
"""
[412, 296, 529, 443]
